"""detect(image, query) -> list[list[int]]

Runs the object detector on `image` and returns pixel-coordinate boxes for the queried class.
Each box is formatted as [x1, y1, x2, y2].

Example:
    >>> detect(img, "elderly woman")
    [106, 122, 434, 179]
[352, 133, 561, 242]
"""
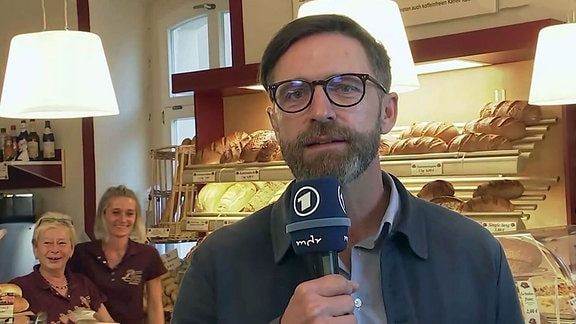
[69, 185, 167, 324]
[10, 212, 114, 323]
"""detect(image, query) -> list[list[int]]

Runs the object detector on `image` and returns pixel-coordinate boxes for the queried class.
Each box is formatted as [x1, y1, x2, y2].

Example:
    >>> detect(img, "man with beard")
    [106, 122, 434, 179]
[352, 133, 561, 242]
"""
[171, 14, 523, 324]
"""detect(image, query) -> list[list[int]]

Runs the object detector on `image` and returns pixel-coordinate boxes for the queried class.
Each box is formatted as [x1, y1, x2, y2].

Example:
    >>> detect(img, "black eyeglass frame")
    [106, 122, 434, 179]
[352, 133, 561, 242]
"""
[267, 73, 388, 113]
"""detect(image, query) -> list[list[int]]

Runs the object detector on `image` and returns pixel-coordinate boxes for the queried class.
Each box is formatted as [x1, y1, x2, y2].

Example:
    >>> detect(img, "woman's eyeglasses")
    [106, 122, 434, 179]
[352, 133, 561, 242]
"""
[267, 73, 388, 113]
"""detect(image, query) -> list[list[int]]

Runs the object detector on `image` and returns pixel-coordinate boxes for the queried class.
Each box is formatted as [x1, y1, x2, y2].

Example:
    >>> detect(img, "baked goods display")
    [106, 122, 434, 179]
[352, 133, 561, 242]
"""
[400, 121, 460, 144]
[390, 136, 448, 155]
[0, 283, 30, 320]
[463, 116, 526, 140]
[461, 195, 515, 212]
[447, 133, 513, 152]
[473, 180, 525, 200]
[530, 275, 576, 315]
[194, 131, 250, 164]
[195, 181, 288, 213]
[430, 196, 465, 212]
[497, 236, 543, 274]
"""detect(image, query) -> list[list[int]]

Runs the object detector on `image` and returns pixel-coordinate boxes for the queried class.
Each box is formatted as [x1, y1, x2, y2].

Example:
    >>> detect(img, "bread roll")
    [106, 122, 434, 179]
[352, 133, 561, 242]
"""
[241, 130, 277, 163]
[13, 296, 29, 313]
[430, 196, 464, 212]
[256, 137, 282, 162]
[220, 142, 244, 164]
[244, 181, 287, 212]
[497, 237, 542, 274]
[217, 182, 257, 212]
[390, 136, 448, 155]
[473, 180, 525, 200]
[463, 116, 526, 140]
[461, 196, 514, 212]
[195, 131, 250, 164]
[0, 283, 22, 296]
[479, 100, 541, 126]
[417, 180, 455, 201]
[195, 183, 235, 212]
[447, 133, 512, 152]
[400, 121, 460, 143]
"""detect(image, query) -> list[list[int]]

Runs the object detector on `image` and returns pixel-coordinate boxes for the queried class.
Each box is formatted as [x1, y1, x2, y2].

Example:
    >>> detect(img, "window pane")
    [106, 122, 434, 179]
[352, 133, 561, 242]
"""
[220, 10, 232, 67]
[171, 117, 196, 146]
[170, 16, 210, 74]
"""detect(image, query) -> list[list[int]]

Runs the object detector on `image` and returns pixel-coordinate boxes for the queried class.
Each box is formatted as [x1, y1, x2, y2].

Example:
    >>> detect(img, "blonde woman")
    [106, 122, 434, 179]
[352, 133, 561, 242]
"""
[69, 185, 167, 324]
[10, 212, 114, 323]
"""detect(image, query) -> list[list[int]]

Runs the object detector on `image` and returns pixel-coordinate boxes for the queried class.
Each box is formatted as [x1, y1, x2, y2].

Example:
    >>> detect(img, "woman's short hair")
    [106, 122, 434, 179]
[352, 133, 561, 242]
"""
[94, 185, 146, 243]
[33, 212, 77, 246]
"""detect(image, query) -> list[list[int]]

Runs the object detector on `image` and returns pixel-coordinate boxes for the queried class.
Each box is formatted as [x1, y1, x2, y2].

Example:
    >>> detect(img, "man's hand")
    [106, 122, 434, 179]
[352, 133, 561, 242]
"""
[281, 274, 359, 324]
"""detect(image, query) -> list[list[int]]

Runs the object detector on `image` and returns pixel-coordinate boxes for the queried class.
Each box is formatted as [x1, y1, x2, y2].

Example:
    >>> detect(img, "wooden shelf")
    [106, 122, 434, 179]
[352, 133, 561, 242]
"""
[0, 149, 65, 190]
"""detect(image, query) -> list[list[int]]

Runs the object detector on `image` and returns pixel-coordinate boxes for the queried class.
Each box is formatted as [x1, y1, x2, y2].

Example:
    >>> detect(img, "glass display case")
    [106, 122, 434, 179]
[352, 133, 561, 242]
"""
[495, 226, 576, 324]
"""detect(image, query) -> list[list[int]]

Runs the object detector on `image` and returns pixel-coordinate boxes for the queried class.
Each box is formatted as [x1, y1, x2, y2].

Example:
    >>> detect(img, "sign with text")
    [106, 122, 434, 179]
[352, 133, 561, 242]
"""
[160, 249, 182, 272]
[410, 161, 443, 176]
[396, 0, 497, 26]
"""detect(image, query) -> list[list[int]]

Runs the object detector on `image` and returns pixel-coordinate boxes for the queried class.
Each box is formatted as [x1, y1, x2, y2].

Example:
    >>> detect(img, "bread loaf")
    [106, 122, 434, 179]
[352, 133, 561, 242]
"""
[195, 131, 250, 164]
[390, 136, 448, 155]
[497, 237, 543, 274]
[479, 100, 541, 125]
[473, 180, 525, 200]
[430, 196, 464, 212]
[417, 180, 455, 201]
[241, 130, 277, 163]
[447, 133, 512, 152]
[463, 116, 526, 140]
[461, 196, 514, 212]
[256, 136, 282, 162]
[400, 121, 460, 143]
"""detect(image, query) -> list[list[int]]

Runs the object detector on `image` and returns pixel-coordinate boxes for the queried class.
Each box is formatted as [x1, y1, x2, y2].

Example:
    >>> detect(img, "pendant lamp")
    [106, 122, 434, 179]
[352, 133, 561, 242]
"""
[298, 0, 420, 93]
[528, 5, 576, 105]
[0, 0, 119, 119]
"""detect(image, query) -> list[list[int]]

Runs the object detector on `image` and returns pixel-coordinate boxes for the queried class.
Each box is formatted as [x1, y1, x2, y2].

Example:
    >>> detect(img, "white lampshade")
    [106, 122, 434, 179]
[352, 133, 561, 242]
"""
[298, 0, 419, 93]
[528, 23, 576, 105]
[0, 30, 119, 119]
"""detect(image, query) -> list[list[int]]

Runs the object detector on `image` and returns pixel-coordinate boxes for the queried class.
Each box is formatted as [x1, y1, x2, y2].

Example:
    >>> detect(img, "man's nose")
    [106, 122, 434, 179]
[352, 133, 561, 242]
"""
[307, 86, 336, 121]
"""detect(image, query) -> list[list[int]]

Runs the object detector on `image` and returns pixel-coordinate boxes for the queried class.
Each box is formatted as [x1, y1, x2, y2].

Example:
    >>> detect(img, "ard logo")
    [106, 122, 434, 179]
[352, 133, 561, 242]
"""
[293, 186, 320, 217]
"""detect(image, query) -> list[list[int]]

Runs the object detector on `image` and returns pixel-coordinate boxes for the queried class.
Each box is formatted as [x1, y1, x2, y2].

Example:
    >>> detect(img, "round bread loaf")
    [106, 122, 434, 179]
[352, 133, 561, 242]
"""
[418, 180, 455, 201]
[497, 237, 542, 274]
[241, 130, 277, 163]
[390, 136, 448, 155]
[430, 196, 464, 212]
[195, 131, 250, 164]
[256, 136, 281, 162]
[463, 116, 526, 140]
[400, 121, 460, 143]
[0, 283, 22, 296]
[473, 180, 525, 200]
[479, 100, 541, 126]
[461, 195, 514, 212]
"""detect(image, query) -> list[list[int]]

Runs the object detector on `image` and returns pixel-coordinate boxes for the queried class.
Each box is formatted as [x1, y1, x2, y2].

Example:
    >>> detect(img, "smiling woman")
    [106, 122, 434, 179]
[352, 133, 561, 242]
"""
[9, 212, 114, 323]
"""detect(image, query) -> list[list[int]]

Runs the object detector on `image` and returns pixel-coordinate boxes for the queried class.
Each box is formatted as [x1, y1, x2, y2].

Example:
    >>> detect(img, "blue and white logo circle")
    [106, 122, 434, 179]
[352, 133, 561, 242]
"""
[338, 185, 346, 213]
[293, 186, 320, 217]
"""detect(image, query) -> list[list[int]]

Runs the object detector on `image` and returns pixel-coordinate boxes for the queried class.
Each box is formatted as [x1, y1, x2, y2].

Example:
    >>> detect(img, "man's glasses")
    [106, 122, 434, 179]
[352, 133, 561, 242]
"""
[267, 73, 388, 113]
[37, 217, 74, 226]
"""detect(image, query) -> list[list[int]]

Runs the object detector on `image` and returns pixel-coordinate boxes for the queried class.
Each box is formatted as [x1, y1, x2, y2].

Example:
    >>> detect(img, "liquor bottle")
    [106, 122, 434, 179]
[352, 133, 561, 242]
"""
[15, 120, 29, 161]
[9, 125, 18, 157]
[3, 127, 14, 161]
[42, 121, 56, 160]
[27, 119, 40, 160]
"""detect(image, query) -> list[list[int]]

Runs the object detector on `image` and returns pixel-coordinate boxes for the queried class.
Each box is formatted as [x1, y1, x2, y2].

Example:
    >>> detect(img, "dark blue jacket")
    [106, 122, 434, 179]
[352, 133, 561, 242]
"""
[171, 173, 523, 324]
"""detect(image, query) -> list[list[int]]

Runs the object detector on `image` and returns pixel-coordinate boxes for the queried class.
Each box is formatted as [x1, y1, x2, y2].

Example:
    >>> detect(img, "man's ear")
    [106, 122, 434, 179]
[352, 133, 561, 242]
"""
[380, 93, 398, 134]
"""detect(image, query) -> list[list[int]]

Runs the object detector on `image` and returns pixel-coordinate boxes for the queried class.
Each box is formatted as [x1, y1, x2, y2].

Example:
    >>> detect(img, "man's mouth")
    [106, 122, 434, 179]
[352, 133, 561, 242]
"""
[305, 137, 347, 147]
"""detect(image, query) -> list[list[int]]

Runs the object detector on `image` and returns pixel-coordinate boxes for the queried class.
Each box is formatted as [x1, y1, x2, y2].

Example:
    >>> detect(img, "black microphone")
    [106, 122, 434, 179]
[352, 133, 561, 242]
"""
[286, 176, 350, 278]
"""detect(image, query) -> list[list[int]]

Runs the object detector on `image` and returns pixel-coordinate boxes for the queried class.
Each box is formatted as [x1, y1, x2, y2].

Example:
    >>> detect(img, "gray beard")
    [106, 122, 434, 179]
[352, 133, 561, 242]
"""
[279, 121, 380, 184]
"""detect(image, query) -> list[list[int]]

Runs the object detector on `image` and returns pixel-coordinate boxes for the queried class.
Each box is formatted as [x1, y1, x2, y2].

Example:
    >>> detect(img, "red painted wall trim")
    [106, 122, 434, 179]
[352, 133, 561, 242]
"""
[77, 0, 97, 240]
[563, 105, 576, 225]
[229, 0, 245, 67]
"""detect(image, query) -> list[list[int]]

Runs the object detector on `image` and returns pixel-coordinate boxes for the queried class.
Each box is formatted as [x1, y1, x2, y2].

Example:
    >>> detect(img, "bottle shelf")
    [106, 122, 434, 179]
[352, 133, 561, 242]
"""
[0, 149, 65, 189]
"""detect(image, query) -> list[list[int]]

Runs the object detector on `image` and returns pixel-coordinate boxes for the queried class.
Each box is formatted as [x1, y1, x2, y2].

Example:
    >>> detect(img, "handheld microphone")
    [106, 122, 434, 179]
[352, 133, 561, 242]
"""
[286, 176, 350, 278]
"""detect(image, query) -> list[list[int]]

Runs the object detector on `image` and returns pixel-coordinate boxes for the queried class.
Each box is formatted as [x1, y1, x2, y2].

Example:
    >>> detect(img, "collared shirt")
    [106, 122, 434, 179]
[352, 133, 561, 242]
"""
[10, 265, 106, 324]
[339, 171, 400, 324]
[68, 239, 167, 324]
[171, 172, 524, 324]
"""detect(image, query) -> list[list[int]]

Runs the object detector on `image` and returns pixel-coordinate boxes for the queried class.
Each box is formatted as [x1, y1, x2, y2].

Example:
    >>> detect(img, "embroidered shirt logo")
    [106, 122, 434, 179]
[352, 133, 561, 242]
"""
[121, 269, 143, 285]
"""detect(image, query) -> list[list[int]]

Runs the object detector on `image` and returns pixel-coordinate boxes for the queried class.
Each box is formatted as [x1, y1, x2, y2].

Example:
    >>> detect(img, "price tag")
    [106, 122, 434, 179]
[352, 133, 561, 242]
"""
[235, 169, 260, 181]
[410, 162, 443, 176]
[185, 218, 209, 231]
[192, 171, 216, 183]
[0, 163, 8, 180]
[146, 227, 170, 238]
[477, 221, 517, 233]
[160, 249, 182, 272]
[516, 280, 541, 324]
[0, 292, 15, 319]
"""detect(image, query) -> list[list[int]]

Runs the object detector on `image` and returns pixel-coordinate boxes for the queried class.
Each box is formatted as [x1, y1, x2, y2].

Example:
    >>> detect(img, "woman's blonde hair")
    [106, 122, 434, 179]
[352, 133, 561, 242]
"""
[33, 212, 77, 246]
[94, 185, 146, 243]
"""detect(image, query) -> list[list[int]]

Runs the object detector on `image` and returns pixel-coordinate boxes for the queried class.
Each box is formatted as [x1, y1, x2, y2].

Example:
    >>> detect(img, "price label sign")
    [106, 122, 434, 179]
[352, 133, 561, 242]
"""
[515, 280, 541, 324]
[0, 163, 8, 180]
[478, 221, 517, 233]
[160, 249, 182, 272]
[193, 171, 216, 183]
[410, 161, 443, 176]
[0, 292, 15, 319]
[185, 218, 209, 231]
[146, 227, 170, 238]
[235, 169, 260, 181]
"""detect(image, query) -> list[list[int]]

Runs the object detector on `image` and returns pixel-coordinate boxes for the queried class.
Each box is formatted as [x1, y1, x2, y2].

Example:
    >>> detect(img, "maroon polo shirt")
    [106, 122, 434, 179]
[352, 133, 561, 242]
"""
[9, 265, 106, 324]
[68, 240, 167, 324]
